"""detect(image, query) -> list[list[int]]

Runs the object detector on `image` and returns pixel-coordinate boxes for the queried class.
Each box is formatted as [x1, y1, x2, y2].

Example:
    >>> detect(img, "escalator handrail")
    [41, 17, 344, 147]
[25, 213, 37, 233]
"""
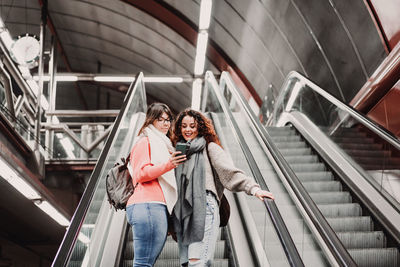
[219, 71, 357, 267]
[272, 71, 400, 151]
[52, 72, 145, 267]
[205, 72, 305, 267]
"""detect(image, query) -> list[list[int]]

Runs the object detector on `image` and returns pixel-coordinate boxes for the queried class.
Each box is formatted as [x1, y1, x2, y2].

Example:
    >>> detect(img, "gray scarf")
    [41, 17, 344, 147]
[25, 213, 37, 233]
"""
[173, 137, 207, 245]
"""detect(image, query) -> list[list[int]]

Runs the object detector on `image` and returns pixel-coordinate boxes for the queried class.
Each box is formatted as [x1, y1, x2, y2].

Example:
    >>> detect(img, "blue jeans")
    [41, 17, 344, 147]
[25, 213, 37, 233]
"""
[177, 192, 220, 266]
[126, 203, 168, 267]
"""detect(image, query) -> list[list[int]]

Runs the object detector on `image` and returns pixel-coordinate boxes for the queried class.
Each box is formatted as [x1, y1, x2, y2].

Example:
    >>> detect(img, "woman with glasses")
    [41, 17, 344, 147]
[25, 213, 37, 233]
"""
[126, 103, 186, 267]
[171, 108, 274, 267]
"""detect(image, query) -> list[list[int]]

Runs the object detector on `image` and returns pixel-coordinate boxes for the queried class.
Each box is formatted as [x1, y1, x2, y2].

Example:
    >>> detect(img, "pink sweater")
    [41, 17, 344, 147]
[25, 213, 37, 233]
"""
[126, 136, 175, 206]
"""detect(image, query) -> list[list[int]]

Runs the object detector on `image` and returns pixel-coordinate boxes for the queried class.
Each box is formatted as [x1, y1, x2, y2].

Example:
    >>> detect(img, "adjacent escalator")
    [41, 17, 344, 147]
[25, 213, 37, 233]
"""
[214, 70, 400, 267]
[266, 125, 399, 267]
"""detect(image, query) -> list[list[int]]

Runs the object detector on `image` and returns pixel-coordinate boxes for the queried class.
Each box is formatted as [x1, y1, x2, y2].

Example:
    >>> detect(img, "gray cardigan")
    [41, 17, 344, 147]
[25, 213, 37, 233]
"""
[203, 142, 260, 202]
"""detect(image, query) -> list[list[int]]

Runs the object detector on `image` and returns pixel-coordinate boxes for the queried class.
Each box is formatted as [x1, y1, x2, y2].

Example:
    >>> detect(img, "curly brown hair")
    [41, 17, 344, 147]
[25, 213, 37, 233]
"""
[172, 108, 221, 146]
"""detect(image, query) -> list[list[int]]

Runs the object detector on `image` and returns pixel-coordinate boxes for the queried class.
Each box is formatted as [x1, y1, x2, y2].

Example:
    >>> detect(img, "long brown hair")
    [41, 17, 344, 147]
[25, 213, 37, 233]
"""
[138, 103, 174, 137]
[172, 108, 221, 146]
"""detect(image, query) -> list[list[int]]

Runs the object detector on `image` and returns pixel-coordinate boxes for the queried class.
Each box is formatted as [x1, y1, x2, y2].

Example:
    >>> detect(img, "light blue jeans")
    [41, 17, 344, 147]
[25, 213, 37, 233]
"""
[177, 192, 220, 266]
[126, 203, 168, 267]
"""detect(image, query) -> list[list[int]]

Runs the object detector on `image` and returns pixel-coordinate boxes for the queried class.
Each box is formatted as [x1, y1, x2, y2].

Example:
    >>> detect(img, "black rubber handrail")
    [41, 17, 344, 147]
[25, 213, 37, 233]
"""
[219, 71, 357, 267]
[205, 72, 305, 267]
[52, 72, 144, 267]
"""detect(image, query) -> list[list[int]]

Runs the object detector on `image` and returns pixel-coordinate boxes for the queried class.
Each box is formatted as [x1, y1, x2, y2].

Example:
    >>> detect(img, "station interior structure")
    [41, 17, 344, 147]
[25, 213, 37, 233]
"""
[0, 0, 399, 266]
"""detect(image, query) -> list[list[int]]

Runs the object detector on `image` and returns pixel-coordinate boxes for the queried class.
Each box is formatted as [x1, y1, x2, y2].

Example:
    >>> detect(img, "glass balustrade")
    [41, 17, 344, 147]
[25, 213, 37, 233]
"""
[269, 73, 400, 210]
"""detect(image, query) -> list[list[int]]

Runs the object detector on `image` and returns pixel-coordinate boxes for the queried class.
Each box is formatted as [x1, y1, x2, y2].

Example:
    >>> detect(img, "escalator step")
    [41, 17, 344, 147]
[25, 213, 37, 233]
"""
[318, 203, 362, 217]
[329, 131, 367, 138]
[289, 163, 326, 172]
[283, 155, 319, 164]
[121, 259, 230, 267]
[331, 137, 375, 144]
[310, 192, 351, 204]
[271, 135, 301, 142]
[346, 149, 391, 157]
[337, 231, 386, 249]
[327, 217, 374, 232]
[266, 127, 296, 136]
[275, 141, 307, 149]
[296, 171, 334, 182]
[337, 143, 382, 150]
[279, 147, 311, 156]
[126, 228, 223, 242]
[302, 181, 342, 192]
[123, 240, 226, 260]
[348, 247, 399, 267]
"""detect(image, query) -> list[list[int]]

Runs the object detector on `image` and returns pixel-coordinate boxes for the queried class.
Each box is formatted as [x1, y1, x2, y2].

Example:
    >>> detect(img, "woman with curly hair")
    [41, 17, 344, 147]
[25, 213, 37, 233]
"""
[171, 108, 274, 267]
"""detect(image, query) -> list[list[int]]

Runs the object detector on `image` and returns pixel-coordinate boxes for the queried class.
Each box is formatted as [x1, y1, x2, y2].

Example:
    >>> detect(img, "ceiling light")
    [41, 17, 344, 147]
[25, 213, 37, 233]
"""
[35, 200, 70, 226]
[194, 54, 206, 76]
[94, 76, 135, 82]
[55, 75, 78, 82]
[196, 31, 208, 57]
[33, 75, 78, 82]
[191, 78, 202, 110]
[199, 0, 213, 30]
[194, 32, 209, 75]
[0, 158, 41, 200]
[144, 77, 184, 83]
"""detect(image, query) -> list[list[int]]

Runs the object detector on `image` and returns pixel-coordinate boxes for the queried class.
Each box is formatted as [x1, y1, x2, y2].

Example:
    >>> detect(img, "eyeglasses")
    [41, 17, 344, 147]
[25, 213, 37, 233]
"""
[157, 117, 171, 124]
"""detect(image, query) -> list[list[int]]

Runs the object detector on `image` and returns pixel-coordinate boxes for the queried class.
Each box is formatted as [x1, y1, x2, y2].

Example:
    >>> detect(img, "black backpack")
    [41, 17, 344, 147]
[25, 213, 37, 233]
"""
[106, 154, 136, 210]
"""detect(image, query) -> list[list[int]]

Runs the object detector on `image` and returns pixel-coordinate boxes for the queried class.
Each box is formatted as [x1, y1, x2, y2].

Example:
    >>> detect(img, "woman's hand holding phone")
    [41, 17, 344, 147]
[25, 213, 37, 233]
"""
[169, 151, 186, 167]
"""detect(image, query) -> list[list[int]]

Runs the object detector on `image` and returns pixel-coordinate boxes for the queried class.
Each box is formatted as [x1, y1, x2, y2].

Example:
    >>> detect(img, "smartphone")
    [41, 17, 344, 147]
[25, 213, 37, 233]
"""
[176, 142, 190, 155]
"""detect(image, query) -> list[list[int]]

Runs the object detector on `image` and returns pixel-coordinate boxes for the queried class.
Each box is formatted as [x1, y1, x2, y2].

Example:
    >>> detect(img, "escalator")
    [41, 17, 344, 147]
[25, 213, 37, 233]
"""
[53, 72, 303, 267]
[266, 125, 399, 266]
[214, 71, 400, 267]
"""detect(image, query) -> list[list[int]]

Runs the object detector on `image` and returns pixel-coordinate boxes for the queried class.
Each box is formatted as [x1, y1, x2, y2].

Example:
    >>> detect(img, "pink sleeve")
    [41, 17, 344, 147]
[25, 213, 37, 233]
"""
[130, 137, 175, 184]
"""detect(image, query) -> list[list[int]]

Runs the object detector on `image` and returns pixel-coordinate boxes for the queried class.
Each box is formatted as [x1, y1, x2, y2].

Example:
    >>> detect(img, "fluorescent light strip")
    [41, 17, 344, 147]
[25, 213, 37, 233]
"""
[0, 158, 41, 200]
[143, 76, 184, 83]
[35, 200, 70, 226]
[94, 76, 134, 82]
[194, 32, 209, 75]
[196, 31, 208, 58]
[0, 158, 70, 227]
[194, 53, 206, 76]
[199, 0, 212, 30]
[191, 78, 202, 110]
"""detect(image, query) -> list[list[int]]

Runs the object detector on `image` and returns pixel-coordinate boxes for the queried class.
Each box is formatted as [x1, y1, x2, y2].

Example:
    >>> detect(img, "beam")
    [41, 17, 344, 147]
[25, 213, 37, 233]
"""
[45, 110, 119, 117]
